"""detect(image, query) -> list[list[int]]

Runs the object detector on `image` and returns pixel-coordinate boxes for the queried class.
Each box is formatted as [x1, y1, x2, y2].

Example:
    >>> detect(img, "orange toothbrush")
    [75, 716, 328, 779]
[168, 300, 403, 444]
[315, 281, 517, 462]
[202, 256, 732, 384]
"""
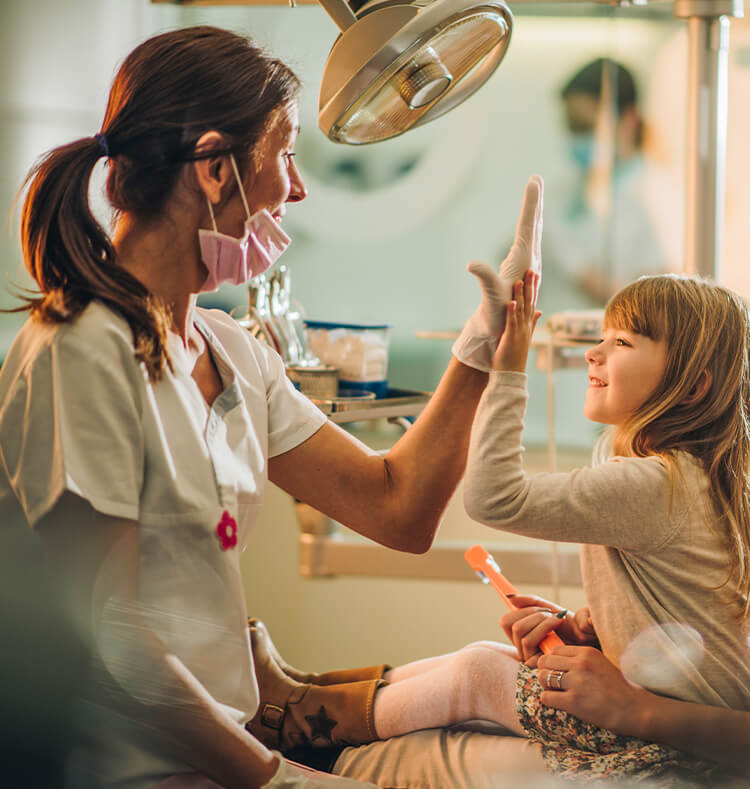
[464, 544, 564, 655]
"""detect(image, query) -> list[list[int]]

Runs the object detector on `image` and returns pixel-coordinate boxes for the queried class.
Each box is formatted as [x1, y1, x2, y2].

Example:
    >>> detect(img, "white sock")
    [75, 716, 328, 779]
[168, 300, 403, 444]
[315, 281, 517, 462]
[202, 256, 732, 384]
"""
[374, 641, 524, 739]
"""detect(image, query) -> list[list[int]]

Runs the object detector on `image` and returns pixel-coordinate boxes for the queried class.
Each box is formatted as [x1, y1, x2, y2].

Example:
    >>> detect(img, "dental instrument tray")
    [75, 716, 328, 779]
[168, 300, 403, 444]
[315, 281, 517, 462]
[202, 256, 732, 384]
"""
[311, 387, 431, 422]
[465, 544, 563, 655]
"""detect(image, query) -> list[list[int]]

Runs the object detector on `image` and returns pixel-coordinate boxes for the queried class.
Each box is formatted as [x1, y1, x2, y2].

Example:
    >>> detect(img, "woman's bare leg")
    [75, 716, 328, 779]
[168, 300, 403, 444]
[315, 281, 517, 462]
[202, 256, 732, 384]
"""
[374, 641, 524, 739]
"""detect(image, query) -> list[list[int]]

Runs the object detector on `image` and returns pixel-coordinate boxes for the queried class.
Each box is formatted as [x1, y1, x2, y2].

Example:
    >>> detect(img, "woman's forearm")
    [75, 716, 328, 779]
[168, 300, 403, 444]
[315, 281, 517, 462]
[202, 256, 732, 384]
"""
[631, 687, 750, 769]
[383, 357, 488, 546]
[269, 357, 488, 553]
[541, 646, 750, 772]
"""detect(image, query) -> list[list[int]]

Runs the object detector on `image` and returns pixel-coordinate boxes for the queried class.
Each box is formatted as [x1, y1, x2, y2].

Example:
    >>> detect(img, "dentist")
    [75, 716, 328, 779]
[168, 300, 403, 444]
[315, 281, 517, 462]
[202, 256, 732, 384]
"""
[0, 25, 542, 789]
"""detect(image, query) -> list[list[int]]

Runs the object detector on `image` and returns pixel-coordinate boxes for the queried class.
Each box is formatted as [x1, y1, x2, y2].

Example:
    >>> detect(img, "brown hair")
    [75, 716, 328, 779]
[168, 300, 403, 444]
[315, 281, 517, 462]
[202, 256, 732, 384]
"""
[605, 275, 750, 614]
[17, 26, 300, 379]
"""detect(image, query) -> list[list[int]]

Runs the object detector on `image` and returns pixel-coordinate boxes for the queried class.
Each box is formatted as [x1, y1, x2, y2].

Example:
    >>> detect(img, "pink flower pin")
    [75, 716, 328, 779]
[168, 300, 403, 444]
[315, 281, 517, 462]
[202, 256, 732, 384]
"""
[216, 510, 238, 550]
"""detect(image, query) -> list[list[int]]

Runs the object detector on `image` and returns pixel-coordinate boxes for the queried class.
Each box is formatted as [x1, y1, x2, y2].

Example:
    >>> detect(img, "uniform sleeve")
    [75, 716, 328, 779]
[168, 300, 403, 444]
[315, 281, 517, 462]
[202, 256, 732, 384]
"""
[463, 371, 684, 553]
[0, 315, 145, 527]
[262, 346, 328, 458]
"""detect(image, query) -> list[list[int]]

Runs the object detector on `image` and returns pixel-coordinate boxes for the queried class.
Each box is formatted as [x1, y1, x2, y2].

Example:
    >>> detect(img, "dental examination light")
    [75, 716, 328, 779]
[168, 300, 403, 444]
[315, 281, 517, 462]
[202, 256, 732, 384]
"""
[316, 0, 513, 143]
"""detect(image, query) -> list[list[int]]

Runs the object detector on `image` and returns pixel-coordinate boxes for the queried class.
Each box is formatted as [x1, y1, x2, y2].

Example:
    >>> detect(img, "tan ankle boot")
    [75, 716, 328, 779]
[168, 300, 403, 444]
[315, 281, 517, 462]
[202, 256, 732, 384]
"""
[247, 624, 385, 751]
[248, 618, 390, 685]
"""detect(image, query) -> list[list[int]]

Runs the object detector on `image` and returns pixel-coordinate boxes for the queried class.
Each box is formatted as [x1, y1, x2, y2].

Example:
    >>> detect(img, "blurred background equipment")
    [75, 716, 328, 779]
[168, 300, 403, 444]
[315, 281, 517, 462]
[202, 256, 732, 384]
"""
[305, 320, 391, 398]
[239, 266, 321, 367]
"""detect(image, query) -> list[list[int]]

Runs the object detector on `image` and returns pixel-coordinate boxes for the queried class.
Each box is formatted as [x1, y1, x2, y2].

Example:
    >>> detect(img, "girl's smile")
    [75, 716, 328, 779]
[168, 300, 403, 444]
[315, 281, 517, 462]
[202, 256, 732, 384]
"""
[584, 327, 668, 426]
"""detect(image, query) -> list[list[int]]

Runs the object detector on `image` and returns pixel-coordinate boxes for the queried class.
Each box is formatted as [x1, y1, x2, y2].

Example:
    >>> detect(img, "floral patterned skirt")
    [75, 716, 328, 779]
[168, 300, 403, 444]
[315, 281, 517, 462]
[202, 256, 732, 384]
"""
[515, 663, 743, 785]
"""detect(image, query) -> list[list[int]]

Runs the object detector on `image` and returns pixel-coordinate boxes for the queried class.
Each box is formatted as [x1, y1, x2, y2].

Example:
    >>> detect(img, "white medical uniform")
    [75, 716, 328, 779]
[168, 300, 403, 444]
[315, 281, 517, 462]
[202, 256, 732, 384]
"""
[542, 155, 683, 309]
[0, 301, 327, 787]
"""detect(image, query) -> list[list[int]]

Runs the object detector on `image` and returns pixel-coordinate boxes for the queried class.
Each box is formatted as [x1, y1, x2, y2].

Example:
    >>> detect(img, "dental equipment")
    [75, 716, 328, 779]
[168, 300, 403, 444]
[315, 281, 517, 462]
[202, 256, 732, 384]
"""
[247, 276, 283, 356]
[316, 0, 513, 143]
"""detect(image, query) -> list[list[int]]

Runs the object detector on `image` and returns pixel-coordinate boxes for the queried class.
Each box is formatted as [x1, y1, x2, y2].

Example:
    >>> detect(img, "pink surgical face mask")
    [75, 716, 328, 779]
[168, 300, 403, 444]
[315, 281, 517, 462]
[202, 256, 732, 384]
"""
[198, 155, 291, 293]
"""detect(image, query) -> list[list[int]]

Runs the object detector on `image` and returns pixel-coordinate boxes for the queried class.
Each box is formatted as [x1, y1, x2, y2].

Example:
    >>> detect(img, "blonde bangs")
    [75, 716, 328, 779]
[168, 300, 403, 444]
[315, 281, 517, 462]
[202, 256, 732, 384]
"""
[604, 276, 672, 342]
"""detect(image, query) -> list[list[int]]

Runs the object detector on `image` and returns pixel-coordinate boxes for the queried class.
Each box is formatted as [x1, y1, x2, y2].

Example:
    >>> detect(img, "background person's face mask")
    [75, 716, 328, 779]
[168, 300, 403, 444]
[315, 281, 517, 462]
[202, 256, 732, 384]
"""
[198, 154, 291, 293]
[568, 133, 595, 170]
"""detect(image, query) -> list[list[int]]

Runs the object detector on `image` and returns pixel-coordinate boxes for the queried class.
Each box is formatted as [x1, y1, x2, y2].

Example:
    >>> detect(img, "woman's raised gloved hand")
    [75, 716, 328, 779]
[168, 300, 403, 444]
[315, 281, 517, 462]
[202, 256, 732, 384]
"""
[452, 175, 544, 372]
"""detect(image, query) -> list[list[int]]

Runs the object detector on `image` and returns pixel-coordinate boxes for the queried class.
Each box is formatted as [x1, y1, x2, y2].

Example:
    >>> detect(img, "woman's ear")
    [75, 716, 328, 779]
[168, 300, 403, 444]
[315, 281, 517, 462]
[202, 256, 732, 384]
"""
[191, 131, 232, 206]
[681, 369, 712, 405]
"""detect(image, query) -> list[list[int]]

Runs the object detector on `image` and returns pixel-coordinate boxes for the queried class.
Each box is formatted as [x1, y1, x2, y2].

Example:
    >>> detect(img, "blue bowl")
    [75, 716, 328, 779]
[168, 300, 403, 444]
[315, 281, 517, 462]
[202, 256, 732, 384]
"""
[339, 379, 389, 399]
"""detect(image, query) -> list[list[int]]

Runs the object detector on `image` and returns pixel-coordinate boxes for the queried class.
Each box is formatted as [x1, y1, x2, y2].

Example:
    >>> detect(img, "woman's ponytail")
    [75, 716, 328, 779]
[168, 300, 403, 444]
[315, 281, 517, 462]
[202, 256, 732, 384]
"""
[18, 136, 171, 380]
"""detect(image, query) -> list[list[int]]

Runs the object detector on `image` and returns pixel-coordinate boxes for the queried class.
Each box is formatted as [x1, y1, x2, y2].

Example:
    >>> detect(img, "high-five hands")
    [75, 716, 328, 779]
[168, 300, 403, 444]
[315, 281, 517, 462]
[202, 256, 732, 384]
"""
[452, 175, 544, 372]
[492, 270, 542, 373]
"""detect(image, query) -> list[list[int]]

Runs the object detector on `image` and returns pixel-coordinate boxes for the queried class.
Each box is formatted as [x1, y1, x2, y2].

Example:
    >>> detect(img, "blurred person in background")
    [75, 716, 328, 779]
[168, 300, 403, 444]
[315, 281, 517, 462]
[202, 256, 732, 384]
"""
[542, 57, 681, 307]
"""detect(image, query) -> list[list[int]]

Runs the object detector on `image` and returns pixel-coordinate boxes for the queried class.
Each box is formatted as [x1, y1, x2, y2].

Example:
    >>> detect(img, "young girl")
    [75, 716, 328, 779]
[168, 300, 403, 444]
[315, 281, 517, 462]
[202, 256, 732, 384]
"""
[458, 272, 750, 779]
[251, 273, 750, 786]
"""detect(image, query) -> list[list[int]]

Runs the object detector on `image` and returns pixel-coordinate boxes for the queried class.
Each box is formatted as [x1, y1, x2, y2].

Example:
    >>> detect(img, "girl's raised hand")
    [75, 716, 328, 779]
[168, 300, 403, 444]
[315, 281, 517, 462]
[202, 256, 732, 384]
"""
[492, 270, 542, 373]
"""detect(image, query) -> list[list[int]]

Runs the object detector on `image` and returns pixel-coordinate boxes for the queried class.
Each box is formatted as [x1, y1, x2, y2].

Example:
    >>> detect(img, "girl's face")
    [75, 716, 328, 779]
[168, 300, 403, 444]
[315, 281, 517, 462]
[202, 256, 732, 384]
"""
[583, 327, 668, 426]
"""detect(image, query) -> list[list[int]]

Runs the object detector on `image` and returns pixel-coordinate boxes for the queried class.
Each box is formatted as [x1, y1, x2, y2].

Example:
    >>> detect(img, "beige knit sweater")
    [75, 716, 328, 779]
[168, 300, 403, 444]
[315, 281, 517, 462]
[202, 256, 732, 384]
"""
[464, 371, 750, 709]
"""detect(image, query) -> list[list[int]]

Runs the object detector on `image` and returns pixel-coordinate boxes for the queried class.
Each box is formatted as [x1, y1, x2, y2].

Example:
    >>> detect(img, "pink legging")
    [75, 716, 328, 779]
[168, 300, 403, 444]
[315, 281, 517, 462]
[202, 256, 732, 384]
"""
[373, 640, 525, 739]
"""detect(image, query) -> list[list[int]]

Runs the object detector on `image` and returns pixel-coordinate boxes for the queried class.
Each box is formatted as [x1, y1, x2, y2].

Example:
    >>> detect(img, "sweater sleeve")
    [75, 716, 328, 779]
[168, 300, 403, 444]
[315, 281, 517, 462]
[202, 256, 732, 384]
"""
[463, 371, 683, 553]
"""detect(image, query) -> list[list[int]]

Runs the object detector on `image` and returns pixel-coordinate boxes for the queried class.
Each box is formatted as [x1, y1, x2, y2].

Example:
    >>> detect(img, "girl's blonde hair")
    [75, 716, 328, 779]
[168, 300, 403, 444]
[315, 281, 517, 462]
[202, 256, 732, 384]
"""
[606, 274, 750, 614]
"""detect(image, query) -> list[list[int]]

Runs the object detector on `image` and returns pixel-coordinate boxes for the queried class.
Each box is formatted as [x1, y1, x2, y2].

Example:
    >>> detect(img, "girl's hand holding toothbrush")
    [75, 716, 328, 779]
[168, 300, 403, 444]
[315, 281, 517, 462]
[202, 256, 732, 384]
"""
[500, 595, 599, 665]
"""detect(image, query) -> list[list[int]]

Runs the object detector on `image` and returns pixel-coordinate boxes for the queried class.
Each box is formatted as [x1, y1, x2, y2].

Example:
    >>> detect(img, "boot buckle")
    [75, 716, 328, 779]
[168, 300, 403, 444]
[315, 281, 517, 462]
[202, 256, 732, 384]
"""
[260, 703, 285, 730]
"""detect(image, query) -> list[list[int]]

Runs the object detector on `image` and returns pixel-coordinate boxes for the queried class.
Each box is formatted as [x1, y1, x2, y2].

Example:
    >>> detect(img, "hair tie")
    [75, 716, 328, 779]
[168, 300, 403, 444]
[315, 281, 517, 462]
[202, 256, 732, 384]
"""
[94, 132, 110, 158]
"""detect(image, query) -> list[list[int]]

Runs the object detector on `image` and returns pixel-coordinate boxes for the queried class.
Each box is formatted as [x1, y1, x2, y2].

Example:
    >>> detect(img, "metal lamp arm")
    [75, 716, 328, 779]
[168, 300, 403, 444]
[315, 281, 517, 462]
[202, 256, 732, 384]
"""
[318, 0, 359, 31]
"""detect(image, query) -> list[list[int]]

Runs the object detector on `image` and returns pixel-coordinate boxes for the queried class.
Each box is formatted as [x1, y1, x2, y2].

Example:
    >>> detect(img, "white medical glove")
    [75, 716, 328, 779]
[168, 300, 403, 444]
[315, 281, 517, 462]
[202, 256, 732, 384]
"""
[452, 175, 544, 372]
[261, 754, 379, 789]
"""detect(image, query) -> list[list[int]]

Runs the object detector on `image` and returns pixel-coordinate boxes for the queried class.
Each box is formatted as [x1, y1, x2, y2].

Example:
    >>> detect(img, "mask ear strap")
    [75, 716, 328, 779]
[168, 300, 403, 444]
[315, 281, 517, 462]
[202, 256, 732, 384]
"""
[229, 154, 252, 220]
[206, 198, 218, 232]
